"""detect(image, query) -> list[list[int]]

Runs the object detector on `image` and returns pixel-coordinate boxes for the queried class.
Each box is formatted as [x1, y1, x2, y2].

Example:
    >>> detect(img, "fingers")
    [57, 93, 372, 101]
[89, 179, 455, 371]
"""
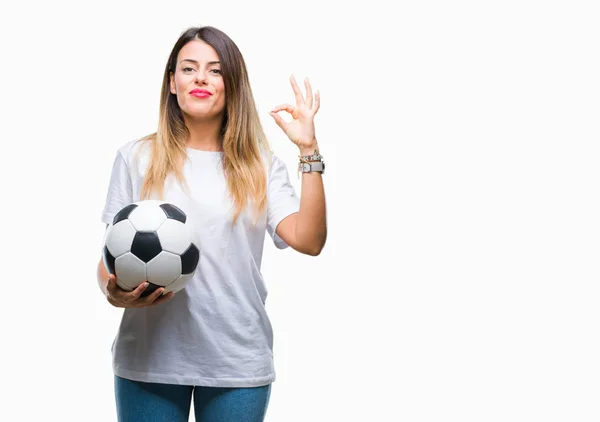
[145, 285, 166, 302]
[269, 110, 288, 131]
[106, 274, 130, 307]
[280, 76, 319, 115]
[106, 274, 122, 297]
[271, 104, 295, 114]
[105, 274, 117, 304]
[141, 286, 174, 306]
[107, 274, 116, 291]
[304, 78, 313, 109]
[130, 282, 169, 307]
[313, 90, 320, 113]
[107, 276, 145, 302]
[270, 104, 298, 130]
[290, 75, 304, 106]
[130, 281, 150, 299]
[150, 291, 175, 306]
[106, 276, 174, 308]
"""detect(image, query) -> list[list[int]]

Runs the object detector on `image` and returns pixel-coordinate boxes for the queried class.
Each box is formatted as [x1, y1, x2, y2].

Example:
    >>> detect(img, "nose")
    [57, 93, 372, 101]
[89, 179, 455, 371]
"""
[194, 69, 208, 85]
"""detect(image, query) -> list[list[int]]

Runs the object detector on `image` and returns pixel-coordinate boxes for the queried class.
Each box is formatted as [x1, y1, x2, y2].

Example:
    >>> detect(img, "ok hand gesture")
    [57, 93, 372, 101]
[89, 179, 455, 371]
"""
[269, 75, 321, 151]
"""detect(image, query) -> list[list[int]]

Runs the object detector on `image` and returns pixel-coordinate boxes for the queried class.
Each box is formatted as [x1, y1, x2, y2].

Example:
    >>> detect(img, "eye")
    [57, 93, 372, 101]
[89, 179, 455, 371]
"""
[210, 69, 222, 74]
[183, 67, 195, 72]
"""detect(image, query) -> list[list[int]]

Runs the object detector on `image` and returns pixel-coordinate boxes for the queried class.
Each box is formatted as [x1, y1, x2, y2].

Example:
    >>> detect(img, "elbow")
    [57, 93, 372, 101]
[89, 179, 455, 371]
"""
[310, 248, 323, 256]
[294, 226, 327, 256]
[296, 243, 323, 256]
[306, 247, 322, 256]
[306, 237, 326, 256]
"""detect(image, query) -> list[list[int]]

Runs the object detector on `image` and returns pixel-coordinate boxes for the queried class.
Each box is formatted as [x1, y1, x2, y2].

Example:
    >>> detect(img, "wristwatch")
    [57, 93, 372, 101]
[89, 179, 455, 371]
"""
[298, 161, 325, 174]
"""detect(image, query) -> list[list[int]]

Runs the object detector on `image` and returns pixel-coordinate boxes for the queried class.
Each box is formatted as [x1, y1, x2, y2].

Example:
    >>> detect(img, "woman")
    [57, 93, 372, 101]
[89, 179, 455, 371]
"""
[97, 26, 327, 421]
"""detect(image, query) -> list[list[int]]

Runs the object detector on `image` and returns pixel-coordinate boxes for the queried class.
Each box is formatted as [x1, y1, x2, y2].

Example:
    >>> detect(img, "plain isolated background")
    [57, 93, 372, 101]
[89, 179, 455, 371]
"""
[0, 0, 599, 421]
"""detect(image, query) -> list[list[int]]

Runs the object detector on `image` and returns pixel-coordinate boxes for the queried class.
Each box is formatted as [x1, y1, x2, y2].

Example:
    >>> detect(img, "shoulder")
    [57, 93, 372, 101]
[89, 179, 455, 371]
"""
[270, 153, 292, 178]
[258, 148, 275, 176]
[115, 137, 152, 169]
[258, 148, 290, 181]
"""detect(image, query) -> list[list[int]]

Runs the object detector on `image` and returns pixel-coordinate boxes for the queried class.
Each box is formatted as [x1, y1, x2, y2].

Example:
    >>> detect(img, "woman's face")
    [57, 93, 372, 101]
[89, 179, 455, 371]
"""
[170, 40, 225, 120]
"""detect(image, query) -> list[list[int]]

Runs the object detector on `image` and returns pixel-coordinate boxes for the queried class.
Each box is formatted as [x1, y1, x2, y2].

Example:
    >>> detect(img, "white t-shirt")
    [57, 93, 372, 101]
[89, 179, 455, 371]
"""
[100, 139, 300, 387]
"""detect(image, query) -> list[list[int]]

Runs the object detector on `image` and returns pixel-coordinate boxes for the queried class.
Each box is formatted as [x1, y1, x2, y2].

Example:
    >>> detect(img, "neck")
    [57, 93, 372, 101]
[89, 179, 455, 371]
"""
[183, 113, 224, 151]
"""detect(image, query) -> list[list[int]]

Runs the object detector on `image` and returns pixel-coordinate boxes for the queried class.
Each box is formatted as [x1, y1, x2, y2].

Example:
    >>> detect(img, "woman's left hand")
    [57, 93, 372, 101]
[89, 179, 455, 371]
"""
[270, 75, 320, 151]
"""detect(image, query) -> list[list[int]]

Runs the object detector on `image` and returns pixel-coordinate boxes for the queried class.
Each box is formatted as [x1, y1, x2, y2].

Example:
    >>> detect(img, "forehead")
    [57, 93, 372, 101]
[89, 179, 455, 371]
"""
[177, 40, 220, 63]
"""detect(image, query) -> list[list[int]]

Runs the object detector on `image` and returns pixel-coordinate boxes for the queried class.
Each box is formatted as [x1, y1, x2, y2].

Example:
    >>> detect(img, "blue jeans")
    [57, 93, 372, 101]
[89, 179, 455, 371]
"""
[114, 375, 271, 422]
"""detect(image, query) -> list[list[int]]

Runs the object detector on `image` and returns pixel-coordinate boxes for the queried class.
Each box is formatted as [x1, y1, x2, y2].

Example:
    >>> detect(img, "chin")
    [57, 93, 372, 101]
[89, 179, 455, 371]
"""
[183, 111, 220, 120]
[185, 106, 225, 117]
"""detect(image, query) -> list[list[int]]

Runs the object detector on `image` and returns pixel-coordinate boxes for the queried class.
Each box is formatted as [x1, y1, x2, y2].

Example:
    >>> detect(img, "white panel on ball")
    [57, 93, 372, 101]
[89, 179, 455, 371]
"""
[106, 220, 136, 257]
[102, 223, 112, 247]
[128, 201, 168, 232]
[164, 273, 194, 294]
[146, 251, 182, 285]
[157, 218, 192, 255]
[115, 253, 147, 290]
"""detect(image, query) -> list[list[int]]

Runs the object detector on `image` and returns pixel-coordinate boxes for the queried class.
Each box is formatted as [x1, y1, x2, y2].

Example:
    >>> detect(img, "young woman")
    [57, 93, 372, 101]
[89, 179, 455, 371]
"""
[97, 26, 326, 421]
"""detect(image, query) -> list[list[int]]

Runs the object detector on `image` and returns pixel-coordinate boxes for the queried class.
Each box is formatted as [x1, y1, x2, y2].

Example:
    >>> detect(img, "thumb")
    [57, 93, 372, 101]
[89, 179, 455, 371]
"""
[269, 112, 287, 131]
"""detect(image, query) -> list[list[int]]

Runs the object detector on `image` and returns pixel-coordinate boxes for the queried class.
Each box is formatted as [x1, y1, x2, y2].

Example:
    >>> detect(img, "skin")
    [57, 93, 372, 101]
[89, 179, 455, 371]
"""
[269, 75, 326, 256]
[98, 39, 326, 307]
[99, 270, 174, 308]
[97, 40, 225, 308]
[170, 39, 226, 151]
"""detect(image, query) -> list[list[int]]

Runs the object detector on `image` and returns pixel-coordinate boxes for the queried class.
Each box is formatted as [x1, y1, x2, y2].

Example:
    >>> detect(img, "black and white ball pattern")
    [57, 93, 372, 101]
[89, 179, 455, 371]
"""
[103, 200, 200, 296]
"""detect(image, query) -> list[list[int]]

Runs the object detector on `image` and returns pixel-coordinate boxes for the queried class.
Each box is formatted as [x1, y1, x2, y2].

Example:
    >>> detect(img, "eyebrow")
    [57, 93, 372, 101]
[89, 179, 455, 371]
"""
[179, 59, 220, 65]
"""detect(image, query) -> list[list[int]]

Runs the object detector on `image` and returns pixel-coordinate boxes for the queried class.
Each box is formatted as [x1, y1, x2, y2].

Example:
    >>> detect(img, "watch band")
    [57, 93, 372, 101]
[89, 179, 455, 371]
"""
[298, 161, 325, 173]
[301, 153, 323, 162]
[300, 149, 323, 162]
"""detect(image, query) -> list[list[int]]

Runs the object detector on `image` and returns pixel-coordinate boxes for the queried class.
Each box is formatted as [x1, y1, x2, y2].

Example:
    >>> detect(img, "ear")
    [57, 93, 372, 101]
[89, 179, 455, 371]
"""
[169, 72, 176, 94]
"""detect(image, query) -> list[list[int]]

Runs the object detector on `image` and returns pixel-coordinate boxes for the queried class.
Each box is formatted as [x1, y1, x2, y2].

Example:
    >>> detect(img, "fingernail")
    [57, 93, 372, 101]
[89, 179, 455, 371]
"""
[144, 282, 149, 288]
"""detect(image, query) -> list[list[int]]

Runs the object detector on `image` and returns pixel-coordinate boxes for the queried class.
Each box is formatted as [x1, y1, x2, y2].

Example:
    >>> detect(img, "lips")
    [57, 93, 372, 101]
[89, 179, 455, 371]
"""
[190, 89, 212, 97]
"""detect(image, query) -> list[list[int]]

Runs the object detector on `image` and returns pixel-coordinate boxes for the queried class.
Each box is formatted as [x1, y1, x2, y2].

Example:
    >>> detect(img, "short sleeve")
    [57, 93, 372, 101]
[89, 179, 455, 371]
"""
[266, 154, 301, 249]
[101, 151, 134, 225]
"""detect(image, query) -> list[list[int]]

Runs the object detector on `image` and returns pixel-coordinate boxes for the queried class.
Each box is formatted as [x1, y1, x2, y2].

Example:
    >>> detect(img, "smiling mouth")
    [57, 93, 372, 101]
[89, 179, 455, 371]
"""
[190, 92, 212, 98]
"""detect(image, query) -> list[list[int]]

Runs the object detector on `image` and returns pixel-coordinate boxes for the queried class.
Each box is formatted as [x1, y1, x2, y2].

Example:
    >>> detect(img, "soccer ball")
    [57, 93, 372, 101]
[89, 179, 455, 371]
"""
[103, 200, 200, 296]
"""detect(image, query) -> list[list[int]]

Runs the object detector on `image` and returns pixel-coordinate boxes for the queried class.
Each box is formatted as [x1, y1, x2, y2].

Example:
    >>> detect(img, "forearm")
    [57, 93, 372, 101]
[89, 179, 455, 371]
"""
[294, 141, 327, 255]
[97, 259, 109, 296]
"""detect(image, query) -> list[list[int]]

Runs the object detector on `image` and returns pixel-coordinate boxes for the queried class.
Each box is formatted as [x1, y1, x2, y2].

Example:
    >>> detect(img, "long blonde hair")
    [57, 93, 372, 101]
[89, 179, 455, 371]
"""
[138, 26, 271, 226]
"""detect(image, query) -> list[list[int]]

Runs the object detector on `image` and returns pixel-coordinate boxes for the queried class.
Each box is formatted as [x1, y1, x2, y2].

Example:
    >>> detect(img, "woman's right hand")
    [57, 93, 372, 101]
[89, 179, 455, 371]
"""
[105, 274, 174, 308]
